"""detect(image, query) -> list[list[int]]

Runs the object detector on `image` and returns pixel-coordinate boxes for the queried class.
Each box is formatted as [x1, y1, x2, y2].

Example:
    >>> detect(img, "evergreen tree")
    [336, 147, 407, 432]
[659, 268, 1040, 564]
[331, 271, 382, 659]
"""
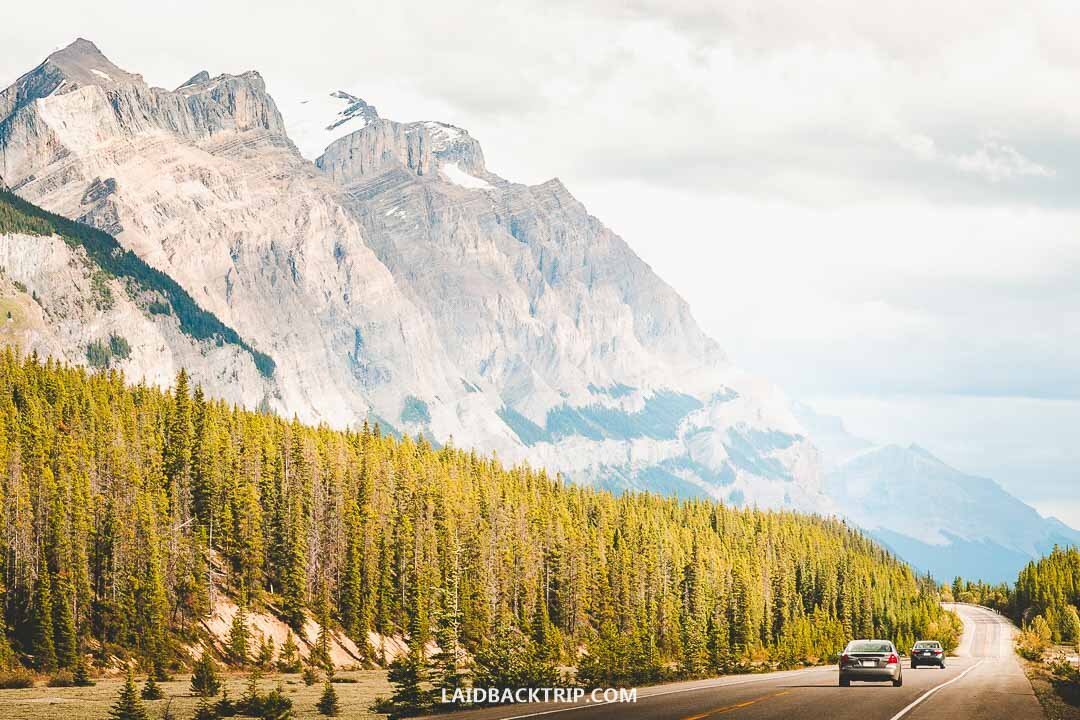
[190, 653, 222, 697]
[430, 559, 465, 697]
[28, 554, 57, 671]
[473, 622, 558, 694]
[193, 697, 220, 720]
[385, 644, 430, 718]
[317, 679, 341, 716]
[227, 604, 250, 667]
[141, 673, 164, 701]
[256, 632, 276, 670]
[1062, 605, 1080, 645]
[109, 668, 150, 720]
[278, 631, 301, 673]
[73, 656, 95, 686]
[52, 575, 78, 669]
[163, 369, 193, 500]
[311, 587, 334, 672]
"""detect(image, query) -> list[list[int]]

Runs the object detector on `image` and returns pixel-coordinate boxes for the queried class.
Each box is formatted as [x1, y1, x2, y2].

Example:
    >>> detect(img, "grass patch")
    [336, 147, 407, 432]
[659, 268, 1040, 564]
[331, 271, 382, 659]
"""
[0, 669, 391, 719]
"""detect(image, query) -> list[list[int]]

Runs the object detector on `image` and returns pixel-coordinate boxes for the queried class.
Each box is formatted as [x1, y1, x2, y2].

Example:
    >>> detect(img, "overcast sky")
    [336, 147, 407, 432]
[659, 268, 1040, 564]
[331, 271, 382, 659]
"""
[3, 1, 1078, 525]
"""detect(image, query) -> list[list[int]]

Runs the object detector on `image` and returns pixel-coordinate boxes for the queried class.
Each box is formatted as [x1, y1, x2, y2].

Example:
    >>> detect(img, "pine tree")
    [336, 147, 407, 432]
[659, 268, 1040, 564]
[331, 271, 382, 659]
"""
[52, 574, 78, 668]
[29, 554, 57, 671]
[317, 679, 341, 716]
[190, 653, 222, 697]
[73, 655, 95, 686]
[302, 656, 320, 686]
[278, 631, 301, 673]
[227, 604, 250, 667]
[473, 622, 558, 692]
[109, 668, 150, 720]
[141, 673, 164, 700]
[0, 633, 14, 671]
[385, 644, 430, 718]
[339, 501, 364, 638]
[430, 558, 465, 697]
[193, 696, 220, 720]
[163, 369, 193, 500]
[190, 385, 215, 530]
[256, 632, 276, 670]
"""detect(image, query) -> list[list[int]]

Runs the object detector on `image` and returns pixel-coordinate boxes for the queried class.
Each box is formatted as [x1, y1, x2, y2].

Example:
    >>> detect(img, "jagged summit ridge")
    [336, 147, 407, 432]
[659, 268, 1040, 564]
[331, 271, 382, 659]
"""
[326, 91, 379, 131]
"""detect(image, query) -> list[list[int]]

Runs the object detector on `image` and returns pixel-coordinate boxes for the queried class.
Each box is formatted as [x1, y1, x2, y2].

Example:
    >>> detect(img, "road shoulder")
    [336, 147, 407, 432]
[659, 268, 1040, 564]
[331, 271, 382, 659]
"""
[1020, 655, 1080, 720]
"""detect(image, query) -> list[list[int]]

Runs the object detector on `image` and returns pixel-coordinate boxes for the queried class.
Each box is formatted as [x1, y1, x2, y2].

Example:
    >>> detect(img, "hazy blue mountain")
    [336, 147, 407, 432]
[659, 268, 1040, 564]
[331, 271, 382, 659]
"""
[824, 440, 1080, 583]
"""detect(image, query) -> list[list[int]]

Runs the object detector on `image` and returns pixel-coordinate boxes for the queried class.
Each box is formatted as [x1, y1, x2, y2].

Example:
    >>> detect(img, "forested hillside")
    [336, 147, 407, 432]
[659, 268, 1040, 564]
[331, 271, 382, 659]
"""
[0, 189, 274, 377]
[0, 351, 956, 682]
[976, 546, 1080, 645]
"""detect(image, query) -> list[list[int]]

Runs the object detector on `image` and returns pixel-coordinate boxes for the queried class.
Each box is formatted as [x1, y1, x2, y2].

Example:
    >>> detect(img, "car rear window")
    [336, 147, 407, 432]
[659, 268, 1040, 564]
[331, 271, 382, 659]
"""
[914, 642, 941, 649]
[847, 641, 893, 653]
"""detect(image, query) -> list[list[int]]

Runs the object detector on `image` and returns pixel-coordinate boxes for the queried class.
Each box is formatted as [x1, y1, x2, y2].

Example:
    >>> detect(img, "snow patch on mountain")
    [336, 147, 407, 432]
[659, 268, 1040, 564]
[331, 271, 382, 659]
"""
[440, 162, 493, 190]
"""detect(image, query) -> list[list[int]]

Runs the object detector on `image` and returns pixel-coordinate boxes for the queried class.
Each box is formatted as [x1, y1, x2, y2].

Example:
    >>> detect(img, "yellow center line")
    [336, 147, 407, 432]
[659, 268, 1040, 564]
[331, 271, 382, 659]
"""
[681, 690, 792, 720]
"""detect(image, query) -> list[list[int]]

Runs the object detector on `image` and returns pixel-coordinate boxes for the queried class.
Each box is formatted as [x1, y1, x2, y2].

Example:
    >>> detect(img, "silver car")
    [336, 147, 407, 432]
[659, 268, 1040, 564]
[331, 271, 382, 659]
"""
[839, 639, 903, 687]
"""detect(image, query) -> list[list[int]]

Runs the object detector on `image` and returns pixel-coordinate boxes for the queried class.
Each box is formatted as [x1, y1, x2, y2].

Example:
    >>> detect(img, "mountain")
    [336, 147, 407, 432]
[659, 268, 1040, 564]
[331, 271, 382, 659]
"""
[0, 40, 827, 511]
[0, 188, 270, 401]
[804, 406, 1080, 583]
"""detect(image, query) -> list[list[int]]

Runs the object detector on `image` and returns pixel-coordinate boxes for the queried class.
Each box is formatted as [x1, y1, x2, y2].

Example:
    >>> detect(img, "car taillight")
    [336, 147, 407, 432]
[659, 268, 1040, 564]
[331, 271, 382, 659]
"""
[888, 653, 899, 664]
[934, 650, 942, 655]
[841, 654, 850, 663]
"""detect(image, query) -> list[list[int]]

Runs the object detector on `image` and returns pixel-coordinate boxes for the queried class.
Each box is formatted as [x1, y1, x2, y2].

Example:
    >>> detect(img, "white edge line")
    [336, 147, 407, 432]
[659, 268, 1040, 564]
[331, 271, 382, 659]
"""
[495, 666, 834, 720]
[888, 659, 985, 720]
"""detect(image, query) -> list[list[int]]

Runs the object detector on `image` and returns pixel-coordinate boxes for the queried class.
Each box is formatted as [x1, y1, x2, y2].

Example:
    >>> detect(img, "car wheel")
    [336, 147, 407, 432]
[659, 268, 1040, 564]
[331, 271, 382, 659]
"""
[893, 677, 903, 687]
[911, 662, 918, 669]
[840, 678, 850, 687]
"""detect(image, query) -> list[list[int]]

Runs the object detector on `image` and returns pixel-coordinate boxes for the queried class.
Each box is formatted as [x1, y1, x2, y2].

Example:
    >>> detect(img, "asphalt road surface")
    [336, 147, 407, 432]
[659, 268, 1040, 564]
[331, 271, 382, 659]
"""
[426, 603, 1044, 720]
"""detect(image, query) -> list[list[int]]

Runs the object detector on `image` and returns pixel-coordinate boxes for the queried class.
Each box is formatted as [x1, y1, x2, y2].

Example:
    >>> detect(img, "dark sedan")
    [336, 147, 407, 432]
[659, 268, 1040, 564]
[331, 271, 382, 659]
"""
[910, 640, 946, 668]
[839, 639, 903, 687]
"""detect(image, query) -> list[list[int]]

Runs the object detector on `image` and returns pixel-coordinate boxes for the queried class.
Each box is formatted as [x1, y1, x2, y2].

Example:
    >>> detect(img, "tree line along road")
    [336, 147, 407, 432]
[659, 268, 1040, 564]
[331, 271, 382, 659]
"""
[424, 603, 1045, 720]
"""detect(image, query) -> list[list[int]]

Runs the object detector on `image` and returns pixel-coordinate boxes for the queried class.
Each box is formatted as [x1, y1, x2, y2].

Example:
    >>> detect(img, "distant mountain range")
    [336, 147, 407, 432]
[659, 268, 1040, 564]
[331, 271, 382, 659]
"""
[797, 404, 1080, 583]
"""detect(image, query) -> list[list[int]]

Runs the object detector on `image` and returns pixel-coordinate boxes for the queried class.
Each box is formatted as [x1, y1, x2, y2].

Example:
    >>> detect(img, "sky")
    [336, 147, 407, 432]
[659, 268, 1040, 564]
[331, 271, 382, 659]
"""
[2, 1, 1078, 526]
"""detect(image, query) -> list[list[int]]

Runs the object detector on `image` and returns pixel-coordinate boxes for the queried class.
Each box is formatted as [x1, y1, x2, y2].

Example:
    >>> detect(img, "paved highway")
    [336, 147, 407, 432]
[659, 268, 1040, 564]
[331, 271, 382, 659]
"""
[425, 603, 1044, 720]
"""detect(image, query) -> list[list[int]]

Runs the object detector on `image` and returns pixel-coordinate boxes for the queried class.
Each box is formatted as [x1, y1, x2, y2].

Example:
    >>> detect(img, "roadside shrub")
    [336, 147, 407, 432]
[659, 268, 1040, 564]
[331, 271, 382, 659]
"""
[47, 671, 76, 687]
[1048, 656, 1080, 683]
[1016, 627, 1049, 661]
[0, 669, 35, 688]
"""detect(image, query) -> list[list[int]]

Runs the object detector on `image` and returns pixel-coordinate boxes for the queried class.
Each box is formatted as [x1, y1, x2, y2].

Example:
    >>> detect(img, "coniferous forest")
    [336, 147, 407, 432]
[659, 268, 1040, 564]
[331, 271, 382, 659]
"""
[0, 350, 959, 692]
[953, 546, 1080, 647]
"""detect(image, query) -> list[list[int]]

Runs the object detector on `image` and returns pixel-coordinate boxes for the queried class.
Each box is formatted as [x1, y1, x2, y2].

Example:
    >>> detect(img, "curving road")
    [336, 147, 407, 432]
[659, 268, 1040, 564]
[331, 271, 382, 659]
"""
[424, 604, 1044, 720]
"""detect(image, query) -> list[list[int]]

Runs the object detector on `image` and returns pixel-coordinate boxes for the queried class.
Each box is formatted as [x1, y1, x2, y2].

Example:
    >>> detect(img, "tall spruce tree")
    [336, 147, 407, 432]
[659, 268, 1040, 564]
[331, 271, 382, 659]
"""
[28, 554, 57, 671]
[52, 574, 78, 669]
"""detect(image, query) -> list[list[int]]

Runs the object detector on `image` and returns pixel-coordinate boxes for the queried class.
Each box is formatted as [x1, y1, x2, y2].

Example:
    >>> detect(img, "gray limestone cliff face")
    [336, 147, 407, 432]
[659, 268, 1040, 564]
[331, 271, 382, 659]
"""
[317, 118, 486, 183]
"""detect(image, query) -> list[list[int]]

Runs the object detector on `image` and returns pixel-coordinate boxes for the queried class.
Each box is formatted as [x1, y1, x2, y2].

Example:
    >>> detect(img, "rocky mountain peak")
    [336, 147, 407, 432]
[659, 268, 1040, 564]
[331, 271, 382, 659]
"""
[326, 91, 379, 132]
[177, 70, 211, 90]
[43, 37, 143, 89]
